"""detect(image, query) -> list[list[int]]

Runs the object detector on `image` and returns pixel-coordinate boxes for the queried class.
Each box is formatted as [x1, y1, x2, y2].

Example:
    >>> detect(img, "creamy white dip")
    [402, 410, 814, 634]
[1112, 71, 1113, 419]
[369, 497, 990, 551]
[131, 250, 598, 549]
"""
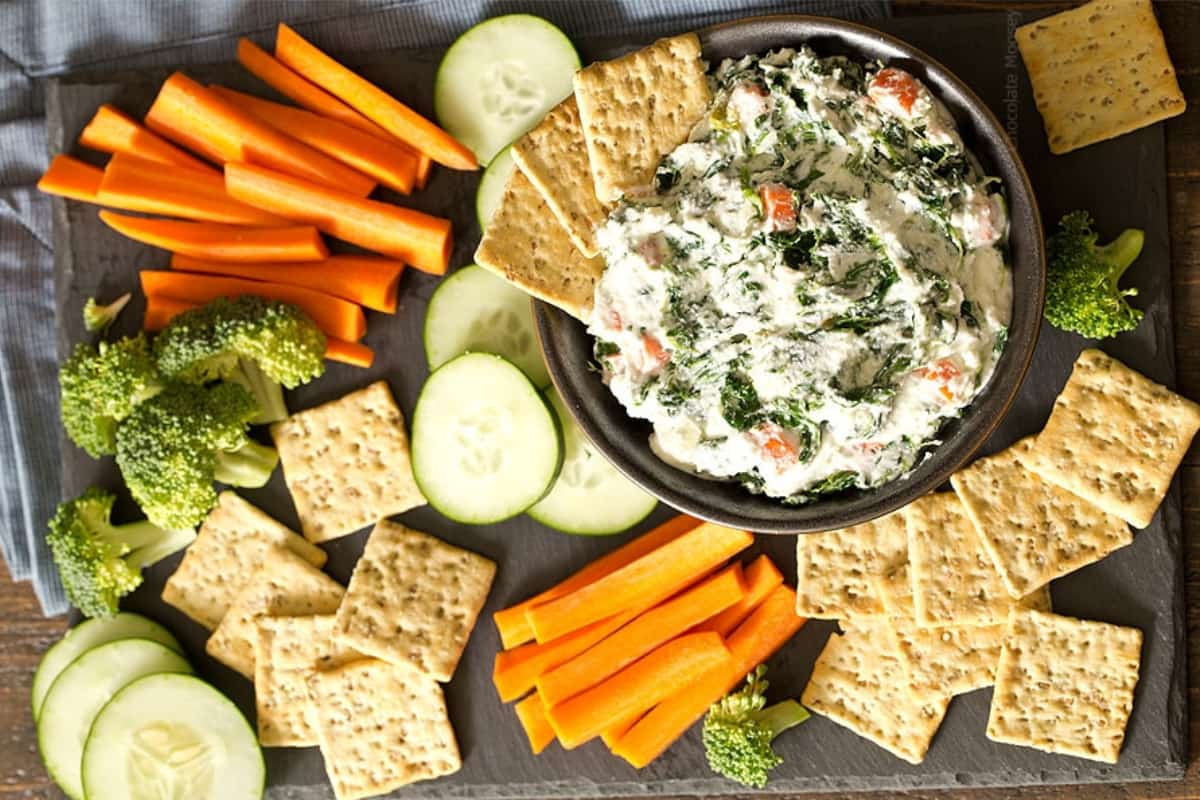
[587, 48, 1012, 503]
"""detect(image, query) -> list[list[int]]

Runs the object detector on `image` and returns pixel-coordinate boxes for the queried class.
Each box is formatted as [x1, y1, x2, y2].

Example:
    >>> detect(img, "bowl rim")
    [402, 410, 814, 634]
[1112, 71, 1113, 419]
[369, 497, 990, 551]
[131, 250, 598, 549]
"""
[535, 13, 1045, 534]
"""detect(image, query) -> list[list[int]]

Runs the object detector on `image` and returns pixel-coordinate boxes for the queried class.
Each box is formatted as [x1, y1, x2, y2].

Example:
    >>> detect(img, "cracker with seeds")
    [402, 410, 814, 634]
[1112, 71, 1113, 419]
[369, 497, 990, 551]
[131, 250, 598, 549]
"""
[206, 550, 345, 678]
[1024, 349, 1200, 529]
[887, 620, 1005, 698]
[475, 169, 606, 320]
[308, 659, 461, 799]
[794, 509, 907, 619]
[987, 608, 1142, 763]
[272, 381, 425, 543]
[334, 521, 495, 682]
[574, 33, 710, 203]
[875, 562, 915, 620]
[512, 96, 608, 258]
[162, 492, 326, 629]
[952, 436, 1132, 597]
[1016, 0, 1185, 154]
[802, 624, 951, 764]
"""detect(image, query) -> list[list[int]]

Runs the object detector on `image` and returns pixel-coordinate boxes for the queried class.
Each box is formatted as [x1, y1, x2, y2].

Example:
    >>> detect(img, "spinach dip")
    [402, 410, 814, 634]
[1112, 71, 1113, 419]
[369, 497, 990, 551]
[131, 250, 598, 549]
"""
[587, 48, 1012, 504]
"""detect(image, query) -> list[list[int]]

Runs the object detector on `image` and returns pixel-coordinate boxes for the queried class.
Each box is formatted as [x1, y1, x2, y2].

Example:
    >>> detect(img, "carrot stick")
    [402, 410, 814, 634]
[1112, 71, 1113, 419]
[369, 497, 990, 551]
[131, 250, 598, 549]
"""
[526, 523, 754, 643]
[601, 711, 643, 749]
[494, 516, 702, 650]
[210, 85, 419, 195]
[37, 155, 103, 202]
[611, 586, 806, 769]
[535, 564, 747, 708]
[140, 269, 364, 341]
[693, 555, 784, 637]
[169, 253, 403, 313]
[415, 154, 433, 189]
[493, 612, 636, 703]
[144, 72, 376, 197]
[99, 211, 327, 263]
[236, 38, 392, 140]
[323, 337, 375, 368]
[545, 633, 733, 749]
[514, 694, 556, 755]
[97, 153, 288, 226]
[79, 104, 215, 173]
[274, 23, 477, 170]
[224, 162, 451, 274]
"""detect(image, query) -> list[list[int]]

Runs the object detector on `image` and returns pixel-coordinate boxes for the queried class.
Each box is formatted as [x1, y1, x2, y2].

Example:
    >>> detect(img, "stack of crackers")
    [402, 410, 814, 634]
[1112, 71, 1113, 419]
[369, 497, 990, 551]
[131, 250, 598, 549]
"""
[475, 33, 711, 319]
[799, 348, 1200, 765]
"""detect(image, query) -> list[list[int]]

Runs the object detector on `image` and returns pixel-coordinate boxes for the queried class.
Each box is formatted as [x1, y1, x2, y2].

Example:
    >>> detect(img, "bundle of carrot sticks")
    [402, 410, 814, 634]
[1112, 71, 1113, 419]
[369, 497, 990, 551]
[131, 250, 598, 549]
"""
[37, 23, 478, 369]
[492, 516, 807, 767]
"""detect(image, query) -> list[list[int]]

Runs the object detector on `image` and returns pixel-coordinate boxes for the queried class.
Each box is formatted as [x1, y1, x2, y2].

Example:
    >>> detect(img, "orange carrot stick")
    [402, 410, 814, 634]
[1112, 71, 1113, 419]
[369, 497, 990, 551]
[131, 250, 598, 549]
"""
[514, 694, 556, 756]
[99, 211, 327, 263]
[611, 586, 806, 769]
[79, 104, 215, 173]
[601, 711, 643, 750]
[323, 337, 375, 368]
[494, 516, 702, 650]
[144, 72, 376, 197]
[274, 23, 477, 170]
[526, 523, 754, 643]
[236, 38, 392, 139]
[535, 564, 747, 708]
[693, 555, 784, 637]
[415, 154, 433, 189]
[224, 162, 451, 274]
[545, 633, 733, 749]
[210, 85, 419, 195]
[493, 612, 637, 704]
[37, 155, 103, 202]
[140, 269, 364, 341]
[169, 253, 403, 313]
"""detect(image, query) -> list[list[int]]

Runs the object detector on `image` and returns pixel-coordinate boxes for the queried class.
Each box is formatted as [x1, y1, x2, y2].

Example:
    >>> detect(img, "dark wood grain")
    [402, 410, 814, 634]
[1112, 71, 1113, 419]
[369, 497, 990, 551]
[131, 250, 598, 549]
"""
[2, 1, 1197, 797]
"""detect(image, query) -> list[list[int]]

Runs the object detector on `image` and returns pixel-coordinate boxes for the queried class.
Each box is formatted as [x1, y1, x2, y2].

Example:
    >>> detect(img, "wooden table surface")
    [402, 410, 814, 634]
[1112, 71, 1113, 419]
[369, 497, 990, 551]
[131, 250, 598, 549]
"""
[2, 1, 1197, 798]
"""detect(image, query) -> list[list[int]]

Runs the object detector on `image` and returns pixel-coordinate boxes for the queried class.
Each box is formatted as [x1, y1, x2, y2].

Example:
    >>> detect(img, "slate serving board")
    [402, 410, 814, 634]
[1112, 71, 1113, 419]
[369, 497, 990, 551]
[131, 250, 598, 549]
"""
[46, 10, 1185, 798]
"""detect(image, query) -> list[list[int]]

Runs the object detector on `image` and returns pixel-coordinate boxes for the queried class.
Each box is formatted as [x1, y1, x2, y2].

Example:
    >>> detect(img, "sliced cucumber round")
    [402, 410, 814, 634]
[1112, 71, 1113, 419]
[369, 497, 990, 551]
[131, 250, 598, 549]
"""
[529, 389, 658, 534]
[412, 353, 562, 524]
[32, 613, 182, 722]
[38, 638, 192, 800]
[434, 14, 579, 165]
[424, 265, 550, 387]
[476, 145, 516, 230]
[82, 673, 264, 800]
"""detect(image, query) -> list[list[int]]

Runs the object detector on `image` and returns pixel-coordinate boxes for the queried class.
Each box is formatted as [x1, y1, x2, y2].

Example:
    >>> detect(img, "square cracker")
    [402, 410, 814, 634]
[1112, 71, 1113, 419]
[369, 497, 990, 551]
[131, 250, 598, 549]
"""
[307, 659, 461, 800]
[794, 509, 907, 619]
[1015, 0, 1185, 154]
[574, 33, 710, 203]
[162, 491, 326, 629]
[206, 549, 345, 678]
[952, 436, 1132, 597]
[253, 616, 363, 747]
[334, 520, 495, 682]
[878, 562, 1051, 624]
[987, 608, 1142, 763]
[512, 96, 608, 258]
[1024, 349, 1200, 529]
[475, 169, 605, 320]
[886, 620, 1005, 698]
[271, 380, 425, 543]
[801, 624, 951, 764]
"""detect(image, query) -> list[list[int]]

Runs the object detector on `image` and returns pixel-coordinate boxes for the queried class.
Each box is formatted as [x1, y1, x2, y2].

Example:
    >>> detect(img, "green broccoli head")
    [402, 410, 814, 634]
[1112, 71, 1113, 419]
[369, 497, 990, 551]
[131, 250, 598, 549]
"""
[115, 381, 279, 529]
[59, 334, 164, 458]
[1045, 210, 1145, 340]
[702, 665, 809, 788]
[82, 292, 132, 334]
[47, 487, 195, 618]
[154, 296, 326, 423]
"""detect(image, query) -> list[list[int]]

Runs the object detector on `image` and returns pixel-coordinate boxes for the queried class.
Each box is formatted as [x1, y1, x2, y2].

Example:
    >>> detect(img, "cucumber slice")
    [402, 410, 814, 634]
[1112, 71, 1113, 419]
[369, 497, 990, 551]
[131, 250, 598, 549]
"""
[82, 673, 264, 800]
[38, 639, 192, 800]
[424, 265, 550, 387]
[412, 353, 562, 524]
[434, 15, 579, 165]
[32, 613, 182, 722]
[529, 389, 658, 535]
[476, 145, 516, 230]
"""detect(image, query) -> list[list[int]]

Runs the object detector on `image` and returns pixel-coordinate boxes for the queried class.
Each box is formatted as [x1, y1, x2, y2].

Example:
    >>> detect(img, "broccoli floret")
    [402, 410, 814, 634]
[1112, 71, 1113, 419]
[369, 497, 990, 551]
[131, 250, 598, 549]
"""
[154, 296, 325, 423]
[1044, 211, 1145, 339]
[115, 381, 279, 529]
[703, 665, 809, 788]
[59, 334, 164, 458]
[83, 292, 132, 334]
[47, 487, 195, 618]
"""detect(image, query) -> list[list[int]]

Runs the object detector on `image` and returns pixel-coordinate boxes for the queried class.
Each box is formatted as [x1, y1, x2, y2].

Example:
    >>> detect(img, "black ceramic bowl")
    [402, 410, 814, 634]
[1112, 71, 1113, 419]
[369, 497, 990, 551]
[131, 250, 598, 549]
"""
[535, 15, 1045, 534]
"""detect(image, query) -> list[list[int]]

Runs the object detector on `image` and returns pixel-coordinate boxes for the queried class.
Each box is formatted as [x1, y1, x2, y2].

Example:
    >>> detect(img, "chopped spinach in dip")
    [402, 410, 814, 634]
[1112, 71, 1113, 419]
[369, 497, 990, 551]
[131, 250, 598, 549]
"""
[587, 48, 1012, 504]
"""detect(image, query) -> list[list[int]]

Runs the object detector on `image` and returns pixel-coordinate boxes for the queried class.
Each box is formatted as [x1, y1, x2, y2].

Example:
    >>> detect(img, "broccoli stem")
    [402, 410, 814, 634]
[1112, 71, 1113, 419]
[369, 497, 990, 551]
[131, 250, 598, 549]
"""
[95, 519, 195, 571]
[757, 699, 810, 739]
[214, 439, 279, 488]
[229, 358, 288, 424]
[1099, 228, 1145, 286]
